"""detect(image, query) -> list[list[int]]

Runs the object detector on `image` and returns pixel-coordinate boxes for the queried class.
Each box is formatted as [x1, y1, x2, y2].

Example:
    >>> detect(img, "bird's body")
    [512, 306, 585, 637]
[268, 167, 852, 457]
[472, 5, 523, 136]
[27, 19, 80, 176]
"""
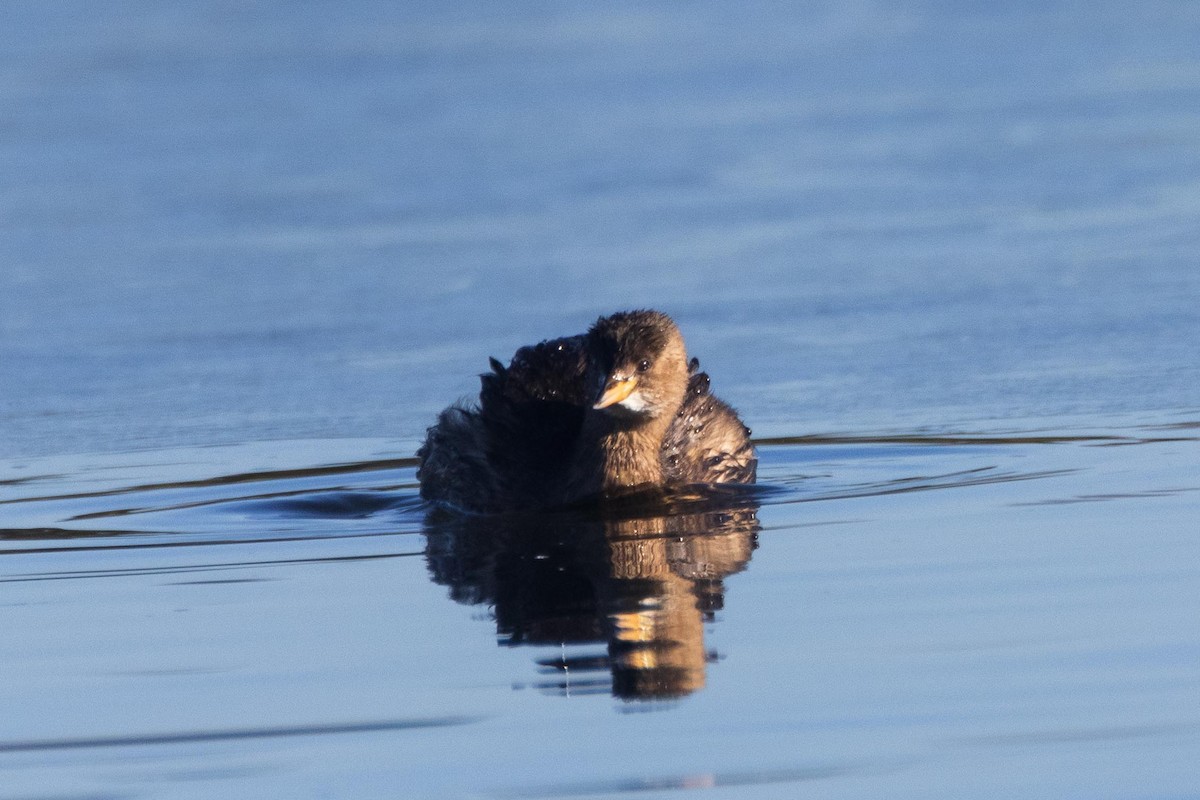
[417, 310, 756, 512]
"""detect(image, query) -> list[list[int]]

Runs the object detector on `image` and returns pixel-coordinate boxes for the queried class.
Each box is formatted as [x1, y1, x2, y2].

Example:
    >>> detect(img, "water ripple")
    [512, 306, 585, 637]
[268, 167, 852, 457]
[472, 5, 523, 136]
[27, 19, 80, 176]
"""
[0, 716, 481, 754]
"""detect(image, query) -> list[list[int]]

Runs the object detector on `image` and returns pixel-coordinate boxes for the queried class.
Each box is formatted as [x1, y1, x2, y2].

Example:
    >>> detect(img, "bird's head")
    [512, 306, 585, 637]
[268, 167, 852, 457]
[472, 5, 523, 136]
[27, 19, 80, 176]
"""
[586, 310, 689, 423]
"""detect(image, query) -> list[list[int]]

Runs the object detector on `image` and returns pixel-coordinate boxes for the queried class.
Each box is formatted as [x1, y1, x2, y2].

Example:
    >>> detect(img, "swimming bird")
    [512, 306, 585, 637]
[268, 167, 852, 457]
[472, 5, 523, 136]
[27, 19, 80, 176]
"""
[417, 310, 756, 512]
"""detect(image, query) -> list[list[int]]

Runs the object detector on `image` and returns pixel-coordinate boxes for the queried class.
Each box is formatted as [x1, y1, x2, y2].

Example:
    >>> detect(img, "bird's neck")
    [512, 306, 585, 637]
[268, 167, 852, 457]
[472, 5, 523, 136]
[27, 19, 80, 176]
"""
[569, 414, 671, 499]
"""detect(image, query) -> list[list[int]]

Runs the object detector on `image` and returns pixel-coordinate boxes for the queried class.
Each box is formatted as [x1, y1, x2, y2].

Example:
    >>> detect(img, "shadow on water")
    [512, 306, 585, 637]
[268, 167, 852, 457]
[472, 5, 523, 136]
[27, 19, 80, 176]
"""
[424, 487, 763, 702]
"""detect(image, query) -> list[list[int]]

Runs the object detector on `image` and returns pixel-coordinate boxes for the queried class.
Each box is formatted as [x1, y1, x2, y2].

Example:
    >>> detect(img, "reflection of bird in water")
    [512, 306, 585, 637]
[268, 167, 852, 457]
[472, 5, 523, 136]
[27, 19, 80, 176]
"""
[418, 310, 756, 512]
[424, 503, 759, 701]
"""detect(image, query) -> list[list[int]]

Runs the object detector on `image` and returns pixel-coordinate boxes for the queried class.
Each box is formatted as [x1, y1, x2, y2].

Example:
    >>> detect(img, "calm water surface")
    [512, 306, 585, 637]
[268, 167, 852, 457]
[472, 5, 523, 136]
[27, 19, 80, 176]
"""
[3, 1, 1200, 798]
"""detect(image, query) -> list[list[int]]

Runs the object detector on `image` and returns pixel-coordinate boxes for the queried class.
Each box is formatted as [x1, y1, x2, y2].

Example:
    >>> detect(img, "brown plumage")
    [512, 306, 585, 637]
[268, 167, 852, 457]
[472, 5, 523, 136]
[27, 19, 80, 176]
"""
[417, 310, 756, 512]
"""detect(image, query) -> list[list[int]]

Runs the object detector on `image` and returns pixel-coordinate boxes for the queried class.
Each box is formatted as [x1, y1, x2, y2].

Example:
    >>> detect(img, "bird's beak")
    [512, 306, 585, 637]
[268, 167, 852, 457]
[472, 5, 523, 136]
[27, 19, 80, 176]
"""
[593, 376, 638, 409]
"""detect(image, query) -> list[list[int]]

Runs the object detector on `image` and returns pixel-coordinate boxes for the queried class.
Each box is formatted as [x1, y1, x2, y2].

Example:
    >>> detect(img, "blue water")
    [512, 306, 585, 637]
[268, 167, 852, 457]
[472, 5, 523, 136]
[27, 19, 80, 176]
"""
[3, 1, 1200, 798]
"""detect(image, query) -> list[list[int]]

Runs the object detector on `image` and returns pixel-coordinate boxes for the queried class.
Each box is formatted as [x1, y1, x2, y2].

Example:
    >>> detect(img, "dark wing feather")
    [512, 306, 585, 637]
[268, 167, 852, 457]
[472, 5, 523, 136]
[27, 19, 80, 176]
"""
[481, 335, 589, 467]
[419, 335, 591, 511]
[661, 365, 757, 485]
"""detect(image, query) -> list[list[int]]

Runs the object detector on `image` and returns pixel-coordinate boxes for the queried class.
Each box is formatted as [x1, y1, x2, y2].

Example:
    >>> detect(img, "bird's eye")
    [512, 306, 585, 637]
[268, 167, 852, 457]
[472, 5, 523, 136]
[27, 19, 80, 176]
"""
[637, 359, 651, 373]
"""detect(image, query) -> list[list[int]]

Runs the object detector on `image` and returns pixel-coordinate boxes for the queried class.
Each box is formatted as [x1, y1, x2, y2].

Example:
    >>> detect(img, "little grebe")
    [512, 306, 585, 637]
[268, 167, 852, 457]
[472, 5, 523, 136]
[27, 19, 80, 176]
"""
[417, 310, 756, 512]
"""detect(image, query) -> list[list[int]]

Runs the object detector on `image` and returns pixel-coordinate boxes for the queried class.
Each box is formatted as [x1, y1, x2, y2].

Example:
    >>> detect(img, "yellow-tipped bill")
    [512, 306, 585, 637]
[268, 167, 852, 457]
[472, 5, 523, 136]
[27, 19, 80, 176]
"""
[594, 376, 638, 409]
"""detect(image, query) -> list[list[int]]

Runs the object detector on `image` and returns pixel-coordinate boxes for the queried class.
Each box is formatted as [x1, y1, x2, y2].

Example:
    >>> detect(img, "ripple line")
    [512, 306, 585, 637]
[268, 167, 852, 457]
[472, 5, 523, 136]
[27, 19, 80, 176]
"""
[0, 716, 481, 754]
[0, 458, 418, 507]
[0, 549, 424, 582]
